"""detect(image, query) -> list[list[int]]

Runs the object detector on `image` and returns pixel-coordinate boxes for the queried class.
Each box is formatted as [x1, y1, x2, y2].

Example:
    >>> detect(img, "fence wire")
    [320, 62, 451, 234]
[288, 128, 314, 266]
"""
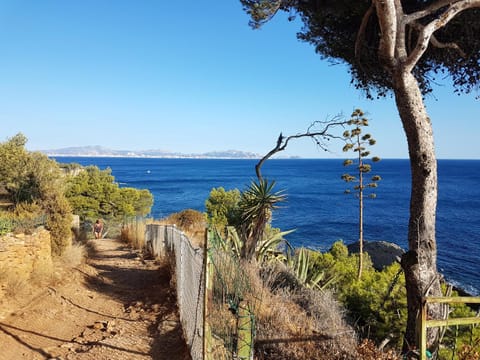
[146, 224, 205, 360]
[145, 224, 257, 360]
[206, 229, 257, 360]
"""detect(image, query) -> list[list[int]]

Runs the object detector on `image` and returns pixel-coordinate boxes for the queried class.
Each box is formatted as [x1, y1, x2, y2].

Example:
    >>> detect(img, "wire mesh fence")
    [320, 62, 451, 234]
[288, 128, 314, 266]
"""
[206, 228, 256, 360]
[145, 224, 257, 360]
[146, 224, 205, 360]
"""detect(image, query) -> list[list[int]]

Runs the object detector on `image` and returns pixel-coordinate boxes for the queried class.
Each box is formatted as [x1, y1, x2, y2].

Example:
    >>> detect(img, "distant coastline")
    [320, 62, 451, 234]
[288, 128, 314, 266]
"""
[42, 146, 263, 159]
[41, 146, 476, 161]
[41, 145, 303, 159]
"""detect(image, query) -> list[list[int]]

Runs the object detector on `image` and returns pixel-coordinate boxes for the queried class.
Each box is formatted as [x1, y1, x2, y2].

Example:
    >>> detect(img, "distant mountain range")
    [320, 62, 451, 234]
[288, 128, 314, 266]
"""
[41, 145, 263, 159]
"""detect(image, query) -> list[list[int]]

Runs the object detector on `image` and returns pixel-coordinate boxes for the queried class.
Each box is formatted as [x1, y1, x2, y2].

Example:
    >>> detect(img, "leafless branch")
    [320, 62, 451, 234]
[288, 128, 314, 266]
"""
[255, 116, 346, 181]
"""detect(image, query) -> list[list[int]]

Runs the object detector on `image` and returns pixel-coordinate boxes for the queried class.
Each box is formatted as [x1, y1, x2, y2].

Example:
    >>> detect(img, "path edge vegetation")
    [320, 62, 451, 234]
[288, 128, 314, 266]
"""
[240, 0, 480, 354]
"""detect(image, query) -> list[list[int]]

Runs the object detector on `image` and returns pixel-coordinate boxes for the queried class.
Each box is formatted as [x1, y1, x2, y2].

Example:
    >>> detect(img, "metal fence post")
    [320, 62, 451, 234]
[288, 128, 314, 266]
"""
[237, 301, 253, 360]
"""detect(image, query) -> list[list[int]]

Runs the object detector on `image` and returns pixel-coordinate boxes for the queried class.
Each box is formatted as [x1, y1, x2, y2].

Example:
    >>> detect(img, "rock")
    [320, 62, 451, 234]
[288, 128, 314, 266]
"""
[93, 321, 106, 330]
[347, 240, 404, 270]
[158, 320, 178, 334]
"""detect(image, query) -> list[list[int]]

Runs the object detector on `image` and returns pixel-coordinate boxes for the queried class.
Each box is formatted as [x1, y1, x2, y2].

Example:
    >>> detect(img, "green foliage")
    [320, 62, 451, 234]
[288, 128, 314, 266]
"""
[308, 241, 407, 346]
[438, 287, 480, 360]
[0, 214, 13, 236]
[308, 241, 370, 290]
[240, 1, 480, 98]
[239, 179, 286, 260]
[205, 187, 241, 233]
[239, 179, 285, 224]
[0, 134, 73, 254]
[343, 262, 407, 345]
[256, 226, 294, 264]
[292, 247, 336, 290]
[65, 165, 153, 221]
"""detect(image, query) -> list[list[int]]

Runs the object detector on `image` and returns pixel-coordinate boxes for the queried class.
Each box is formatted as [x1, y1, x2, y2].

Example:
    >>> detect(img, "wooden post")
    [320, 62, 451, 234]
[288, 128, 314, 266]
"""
[203, 228, 213, 360]
[419, 298, 427, 360]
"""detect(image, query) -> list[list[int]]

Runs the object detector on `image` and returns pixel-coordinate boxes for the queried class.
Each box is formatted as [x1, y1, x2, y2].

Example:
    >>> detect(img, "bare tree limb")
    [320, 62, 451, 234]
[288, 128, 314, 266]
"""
[255, 116, 346, 181]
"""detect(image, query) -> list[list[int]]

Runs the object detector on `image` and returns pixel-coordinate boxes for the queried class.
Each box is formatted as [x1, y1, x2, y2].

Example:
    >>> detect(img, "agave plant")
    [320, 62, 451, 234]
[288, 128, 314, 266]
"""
[224, 225, 294, 265]
[293, 247, 337, 290]
[256, 228, 294, 264]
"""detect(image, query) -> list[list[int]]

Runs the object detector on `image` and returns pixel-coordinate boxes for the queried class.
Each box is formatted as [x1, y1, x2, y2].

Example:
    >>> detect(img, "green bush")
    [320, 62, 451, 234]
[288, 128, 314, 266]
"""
[205, 187, 241, 233]
[308, 241, 407, 346]
[438, 287, 480, 360]
[0, 215, 13, 236]
[0, 134, 74, 254]
[65, 165, 153, 221]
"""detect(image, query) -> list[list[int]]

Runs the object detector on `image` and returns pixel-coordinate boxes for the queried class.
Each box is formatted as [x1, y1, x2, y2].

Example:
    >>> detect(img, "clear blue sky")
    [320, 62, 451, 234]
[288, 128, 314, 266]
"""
[0, 1, 478, 159]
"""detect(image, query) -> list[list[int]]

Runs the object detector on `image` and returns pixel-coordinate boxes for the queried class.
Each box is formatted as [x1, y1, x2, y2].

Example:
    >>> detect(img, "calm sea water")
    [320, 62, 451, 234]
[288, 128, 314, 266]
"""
[55, 157, 480, 295]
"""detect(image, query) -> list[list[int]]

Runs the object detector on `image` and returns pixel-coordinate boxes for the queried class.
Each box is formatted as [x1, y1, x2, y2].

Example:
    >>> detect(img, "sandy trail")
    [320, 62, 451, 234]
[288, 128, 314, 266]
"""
[0, 238, 190, 360]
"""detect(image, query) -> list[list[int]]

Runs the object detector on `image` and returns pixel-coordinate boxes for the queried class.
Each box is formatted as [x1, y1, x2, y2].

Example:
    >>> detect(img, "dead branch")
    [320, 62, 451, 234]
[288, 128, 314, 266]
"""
[255, 116, 346, 181]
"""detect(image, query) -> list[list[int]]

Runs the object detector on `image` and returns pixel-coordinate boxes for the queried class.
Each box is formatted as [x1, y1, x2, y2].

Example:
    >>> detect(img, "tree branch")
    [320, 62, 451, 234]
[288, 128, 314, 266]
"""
[355, 3, 374, 59]
[373, 0, 398, 66]
[430, 34, 467, 58]
[255, 116, 346, 181]
[404, 0, 480, 72]
[404, 0, 463, 23]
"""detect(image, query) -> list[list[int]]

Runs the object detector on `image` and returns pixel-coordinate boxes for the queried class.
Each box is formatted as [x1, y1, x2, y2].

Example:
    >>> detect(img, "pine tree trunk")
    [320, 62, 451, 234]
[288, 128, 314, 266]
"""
[393, 70, 442, 354]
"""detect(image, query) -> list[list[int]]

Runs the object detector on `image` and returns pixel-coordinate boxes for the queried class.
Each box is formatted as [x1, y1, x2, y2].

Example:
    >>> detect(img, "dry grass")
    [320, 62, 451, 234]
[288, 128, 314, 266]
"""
[156, 209, 206, 247]
[0, 267, 29, 299]
[4, 277, 28, 298]
[240, 262, 359, 360]
[205, 256, 360, 359]
[60, 242, 87, 268]
[30, 261, 54, 286]
[121, 219, 149, 249]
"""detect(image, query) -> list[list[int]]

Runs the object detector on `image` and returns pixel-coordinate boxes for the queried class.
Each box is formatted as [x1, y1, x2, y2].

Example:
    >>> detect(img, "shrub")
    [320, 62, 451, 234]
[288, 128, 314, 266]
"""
[165, 209, 206, 230]
[12, 202, 45, 234]
[60, 243, 87, 267]
[161, 209, 207, 246]
[205, 187, 241, 233]
[0, 214, 13, 235]
[308, 241, 407, 347]
[122, 217, 147, 249]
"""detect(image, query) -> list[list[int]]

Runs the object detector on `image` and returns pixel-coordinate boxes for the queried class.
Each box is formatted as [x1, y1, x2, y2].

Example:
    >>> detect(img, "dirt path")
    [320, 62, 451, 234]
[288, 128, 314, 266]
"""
[0, 239, 191, 360]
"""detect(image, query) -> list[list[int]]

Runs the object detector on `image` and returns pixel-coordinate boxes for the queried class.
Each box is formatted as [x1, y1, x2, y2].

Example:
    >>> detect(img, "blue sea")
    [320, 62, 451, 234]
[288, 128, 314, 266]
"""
[55, 157, 480, 295]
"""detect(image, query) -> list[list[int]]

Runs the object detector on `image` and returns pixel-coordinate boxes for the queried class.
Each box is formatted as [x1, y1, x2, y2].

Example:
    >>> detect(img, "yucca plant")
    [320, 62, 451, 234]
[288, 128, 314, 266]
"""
[239, 179, 286, 260]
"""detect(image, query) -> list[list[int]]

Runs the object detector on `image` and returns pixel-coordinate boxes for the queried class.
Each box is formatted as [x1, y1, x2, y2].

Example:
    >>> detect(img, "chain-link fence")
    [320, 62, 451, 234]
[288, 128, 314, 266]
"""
[146, 224, 205, 360]
[205, 229, 256, 360]
[145, 224, 257, 360]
